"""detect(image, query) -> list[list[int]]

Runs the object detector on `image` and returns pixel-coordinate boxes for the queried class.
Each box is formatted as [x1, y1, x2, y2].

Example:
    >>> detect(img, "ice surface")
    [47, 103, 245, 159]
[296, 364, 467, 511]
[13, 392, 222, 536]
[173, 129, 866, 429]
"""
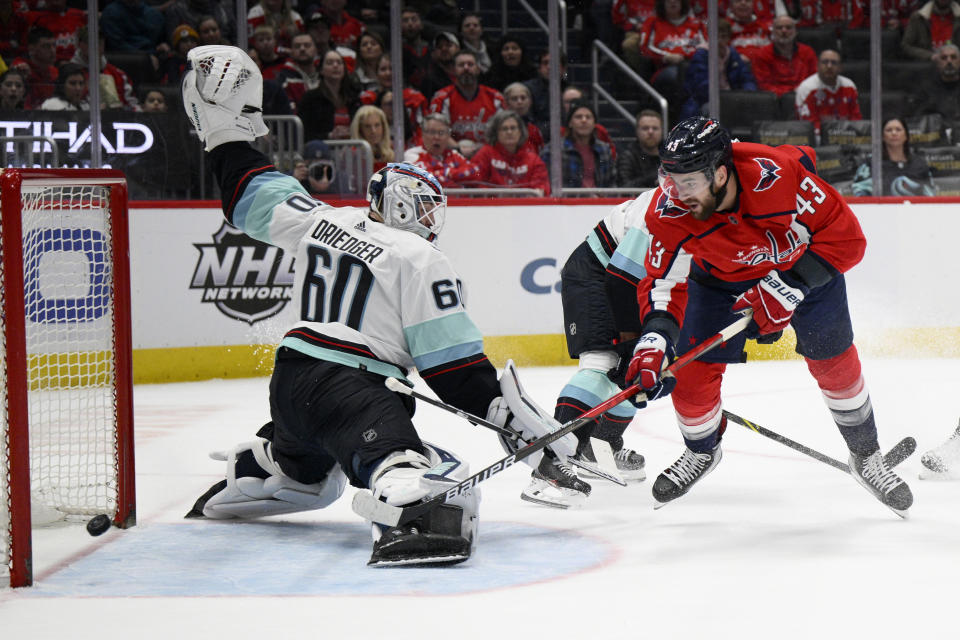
[2, 359, 958, 639]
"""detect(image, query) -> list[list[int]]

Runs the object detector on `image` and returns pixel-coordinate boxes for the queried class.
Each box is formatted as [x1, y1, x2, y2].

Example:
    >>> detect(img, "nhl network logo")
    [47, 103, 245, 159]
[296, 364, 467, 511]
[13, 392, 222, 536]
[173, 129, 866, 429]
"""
[190, 222, 296, 324]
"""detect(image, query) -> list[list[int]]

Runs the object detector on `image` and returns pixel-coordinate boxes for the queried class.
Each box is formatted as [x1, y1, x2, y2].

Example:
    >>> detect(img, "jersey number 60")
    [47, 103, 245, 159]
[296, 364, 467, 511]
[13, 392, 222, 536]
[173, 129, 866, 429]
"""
[302, 246, 374, 330]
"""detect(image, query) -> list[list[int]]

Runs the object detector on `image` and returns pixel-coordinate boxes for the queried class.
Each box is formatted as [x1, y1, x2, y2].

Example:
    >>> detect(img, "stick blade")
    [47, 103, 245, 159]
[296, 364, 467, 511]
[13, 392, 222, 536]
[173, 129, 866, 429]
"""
[884, 436, 916, 468]
[568, 439, 627, 486]
[351, 490, 401, 526]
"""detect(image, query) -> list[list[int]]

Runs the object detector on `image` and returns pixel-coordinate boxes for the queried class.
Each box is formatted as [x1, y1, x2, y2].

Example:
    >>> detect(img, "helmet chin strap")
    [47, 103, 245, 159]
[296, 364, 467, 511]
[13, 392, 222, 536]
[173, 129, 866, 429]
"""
[709, 166, 731, 212]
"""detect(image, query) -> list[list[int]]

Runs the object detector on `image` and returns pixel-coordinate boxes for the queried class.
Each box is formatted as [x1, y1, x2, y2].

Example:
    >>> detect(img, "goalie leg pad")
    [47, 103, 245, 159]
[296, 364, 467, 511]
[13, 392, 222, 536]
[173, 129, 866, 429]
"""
[182, 45, 269, 151]
[496, 359, 579, 467]
[366, 442, 479, 566]
[193, 438, 347, 519]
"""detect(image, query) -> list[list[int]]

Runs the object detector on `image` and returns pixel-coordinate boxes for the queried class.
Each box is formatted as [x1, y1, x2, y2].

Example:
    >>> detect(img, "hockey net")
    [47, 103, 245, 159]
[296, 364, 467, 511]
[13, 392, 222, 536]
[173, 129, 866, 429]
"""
[1, 169, 135, 588]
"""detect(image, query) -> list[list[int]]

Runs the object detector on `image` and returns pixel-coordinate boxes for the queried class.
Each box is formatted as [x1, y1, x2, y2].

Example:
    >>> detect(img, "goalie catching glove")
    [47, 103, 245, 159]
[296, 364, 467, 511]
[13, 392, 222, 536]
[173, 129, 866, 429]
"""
[182, 45, 269, 151]
[486, 360, 578, 467]
[732, 270, 808, 336]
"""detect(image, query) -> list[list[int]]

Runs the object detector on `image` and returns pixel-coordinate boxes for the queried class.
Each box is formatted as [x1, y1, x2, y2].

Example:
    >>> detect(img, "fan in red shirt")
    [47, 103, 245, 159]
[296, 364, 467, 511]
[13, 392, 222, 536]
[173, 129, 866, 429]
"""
[403, 112, 478, 188]
[318, 0, 364, 51]
[468, 110, 550, 195]
[618, 116, 913, 516]
[26, 0, 84, 63]
[428, 50, 505, 148]
[794, 49, 862, 133]
[11, 25, 58, 108]
[752, 14, 818, 97]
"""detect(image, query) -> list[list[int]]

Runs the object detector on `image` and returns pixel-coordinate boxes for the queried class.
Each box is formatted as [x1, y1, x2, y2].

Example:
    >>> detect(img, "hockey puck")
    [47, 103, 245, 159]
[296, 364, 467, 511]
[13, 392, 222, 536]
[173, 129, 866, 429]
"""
[86, 514, 111, 536]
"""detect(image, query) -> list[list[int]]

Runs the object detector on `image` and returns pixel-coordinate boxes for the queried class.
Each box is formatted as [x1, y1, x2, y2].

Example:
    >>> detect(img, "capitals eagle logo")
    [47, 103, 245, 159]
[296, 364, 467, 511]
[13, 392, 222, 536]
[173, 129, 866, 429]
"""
[753, 158, 782, 191]
[655, 192, 689, 218]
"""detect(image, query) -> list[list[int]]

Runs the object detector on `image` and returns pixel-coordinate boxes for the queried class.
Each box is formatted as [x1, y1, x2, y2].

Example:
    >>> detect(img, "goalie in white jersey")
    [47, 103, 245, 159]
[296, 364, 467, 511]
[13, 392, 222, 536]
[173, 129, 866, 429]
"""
[180, 45, 578, 566]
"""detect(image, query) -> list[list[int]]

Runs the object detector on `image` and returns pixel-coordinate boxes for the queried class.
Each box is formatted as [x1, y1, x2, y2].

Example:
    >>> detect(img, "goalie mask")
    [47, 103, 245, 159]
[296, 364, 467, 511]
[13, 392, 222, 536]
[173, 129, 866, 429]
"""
[367, 163, 447, 241]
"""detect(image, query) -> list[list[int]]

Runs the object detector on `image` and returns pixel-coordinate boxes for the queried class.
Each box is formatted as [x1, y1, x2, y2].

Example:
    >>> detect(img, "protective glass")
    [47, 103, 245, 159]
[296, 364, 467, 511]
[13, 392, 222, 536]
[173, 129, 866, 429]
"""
[658, 166, 712, 200]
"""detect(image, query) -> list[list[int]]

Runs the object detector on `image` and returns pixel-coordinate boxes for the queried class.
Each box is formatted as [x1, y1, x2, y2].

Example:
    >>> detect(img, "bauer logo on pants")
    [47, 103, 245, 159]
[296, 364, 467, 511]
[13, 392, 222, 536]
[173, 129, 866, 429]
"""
[190, 222, 296, 324]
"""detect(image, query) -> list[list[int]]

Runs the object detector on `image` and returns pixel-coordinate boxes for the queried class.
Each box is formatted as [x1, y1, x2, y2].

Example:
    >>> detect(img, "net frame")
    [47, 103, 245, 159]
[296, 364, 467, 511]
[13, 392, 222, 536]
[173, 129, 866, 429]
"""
[1, 169, 134, 588]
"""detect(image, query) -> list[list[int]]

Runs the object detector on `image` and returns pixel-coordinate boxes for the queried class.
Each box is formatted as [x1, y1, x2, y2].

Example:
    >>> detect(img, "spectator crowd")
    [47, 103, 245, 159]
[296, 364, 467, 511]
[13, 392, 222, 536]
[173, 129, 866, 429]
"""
[2, 0, 959, 197]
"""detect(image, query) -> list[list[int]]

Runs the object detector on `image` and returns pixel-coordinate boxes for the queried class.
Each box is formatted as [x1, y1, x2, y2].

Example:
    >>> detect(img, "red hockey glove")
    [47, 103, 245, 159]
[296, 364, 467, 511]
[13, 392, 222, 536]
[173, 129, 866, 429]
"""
[732, 270, 807, 335]
[625, 332, 676, 404]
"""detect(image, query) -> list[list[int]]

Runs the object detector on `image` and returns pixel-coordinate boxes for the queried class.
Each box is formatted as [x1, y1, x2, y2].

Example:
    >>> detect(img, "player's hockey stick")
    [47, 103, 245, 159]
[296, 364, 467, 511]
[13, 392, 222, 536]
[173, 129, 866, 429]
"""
[384, 377, 626, 485]
[723, 410, 917, 472]
[352, 314, 752, 526]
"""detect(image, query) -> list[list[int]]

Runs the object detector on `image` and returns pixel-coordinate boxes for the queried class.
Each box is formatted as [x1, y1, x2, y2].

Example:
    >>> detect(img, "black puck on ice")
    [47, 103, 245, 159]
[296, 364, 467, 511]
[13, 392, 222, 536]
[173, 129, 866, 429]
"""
[86, 514, 111, 536]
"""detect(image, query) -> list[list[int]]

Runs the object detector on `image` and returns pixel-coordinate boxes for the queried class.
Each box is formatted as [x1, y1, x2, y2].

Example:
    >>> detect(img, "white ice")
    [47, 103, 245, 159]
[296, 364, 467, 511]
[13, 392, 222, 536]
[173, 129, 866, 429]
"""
[2, 358, 959, 639]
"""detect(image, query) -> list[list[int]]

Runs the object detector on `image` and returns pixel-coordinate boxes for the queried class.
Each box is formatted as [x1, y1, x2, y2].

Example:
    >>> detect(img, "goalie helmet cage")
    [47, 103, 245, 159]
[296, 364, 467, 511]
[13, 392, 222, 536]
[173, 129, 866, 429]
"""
[0, 169, 135, 588]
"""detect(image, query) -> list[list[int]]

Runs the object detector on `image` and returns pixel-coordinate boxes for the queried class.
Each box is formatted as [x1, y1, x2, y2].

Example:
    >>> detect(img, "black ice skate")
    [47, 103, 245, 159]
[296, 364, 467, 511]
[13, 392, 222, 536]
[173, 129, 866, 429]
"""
[521, 455, 592, 509]
[652, 444, 722, 509]
[849, 449, 913, 518]
[575, 440, 646, 481]
[368, 522, 471, 567]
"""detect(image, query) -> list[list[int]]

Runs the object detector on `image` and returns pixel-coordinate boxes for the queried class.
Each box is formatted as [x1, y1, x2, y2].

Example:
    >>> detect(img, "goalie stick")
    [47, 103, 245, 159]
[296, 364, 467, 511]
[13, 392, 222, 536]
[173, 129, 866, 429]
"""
[723, 410, 917, 473]
[383, 377, 626, 485]
[353, 314, 753, 526]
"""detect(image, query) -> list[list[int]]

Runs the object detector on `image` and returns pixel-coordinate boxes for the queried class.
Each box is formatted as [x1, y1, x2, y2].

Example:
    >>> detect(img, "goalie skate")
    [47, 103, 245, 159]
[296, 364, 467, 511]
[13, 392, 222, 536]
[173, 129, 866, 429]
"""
[520, 455, 591, 509]
[849, 449, 913, 518]
[920, 420, 960, 479]
[575, 440, 646, 482]
[368, 506, 472, 567]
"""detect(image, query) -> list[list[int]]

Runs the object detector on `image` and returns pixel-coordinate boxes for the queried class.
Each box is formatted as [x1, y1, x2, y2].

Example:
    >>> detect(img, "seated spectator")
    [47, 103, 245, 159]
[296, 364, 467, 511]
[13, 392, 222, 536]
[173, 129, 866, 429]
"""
[469, 109, 550, 195]
[727, 0, 771, 64]
[459, 12, 492, 73]
[359, 53, 428, 147]
[615, 0, 658, 77]
[350, 104, 394, 171]
[616, 109, 663, 188]
[681, 18, 757, 119]
[503, 82, 544, 153]
[638, 0, 706, 122]
[273, 31, 320, 111]
[796, 0, 866, 31]
[882, 0, 919, 31]
[523, 49, 569, 133]
[11, 26, 57, 109]
[0, 68, 27, 111]
[484, 34, 537, 92]
[541, 100, 616, 190]
[795, 49, 862, 134]
[851, 116, 936, 195]
[401, 6, 431, 92]
[752, 14, 818, 97]
[71, 26, 139, 111]
[319, 0, 364, 51]
[250, 24, 288, 78]
[560, 86, 616, 153]
[164, 0, 236, 46]
[246, 0, 303, 51]
[421, 31, 460, 100]
[101, 1, 164, 54]
[403, 112, 478, 187]
[0, 0, 30, 62]
[353, 31, 385, 91]
[428, 50, 505, 157]
[298, 49, 361, 142]
[160, 24, 199, 85]
[26, 0, 85, 63]
[197, 15, 230, 46]
[40, 63, 88, 111]
[902, 0, 960, 61]
[141, 88, 168, 112]
[911, 43, 960, 119]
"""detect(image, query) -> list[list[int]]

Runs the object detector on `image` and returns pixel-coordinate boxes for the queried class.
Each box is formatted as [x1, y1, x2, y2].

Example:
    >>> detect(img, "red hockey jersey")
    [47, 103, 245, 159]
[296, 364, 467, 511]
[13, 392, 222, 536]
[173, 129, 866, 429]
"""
[637, 142, 866, 329]
[428, 84, 505, 143]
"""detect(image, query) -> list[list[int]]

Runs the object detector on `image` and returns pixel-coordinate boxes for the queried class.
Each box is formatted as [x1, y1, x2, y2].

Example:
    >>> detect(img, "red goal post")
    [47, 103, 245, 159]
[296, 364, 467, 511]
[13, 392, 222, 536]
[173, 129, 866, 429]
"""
[1, 169, 135, 588]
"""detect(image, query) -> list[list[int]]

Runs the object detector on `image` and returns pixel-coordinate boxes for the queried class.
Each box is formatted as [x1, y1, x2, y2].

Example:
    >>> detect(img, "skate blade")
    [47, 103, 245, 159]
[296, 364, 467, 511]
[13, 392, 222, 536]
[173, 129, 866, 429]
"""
[368, 553, 469, 567]
[850, 474, 911, 519]
[520, 486, 586, 510]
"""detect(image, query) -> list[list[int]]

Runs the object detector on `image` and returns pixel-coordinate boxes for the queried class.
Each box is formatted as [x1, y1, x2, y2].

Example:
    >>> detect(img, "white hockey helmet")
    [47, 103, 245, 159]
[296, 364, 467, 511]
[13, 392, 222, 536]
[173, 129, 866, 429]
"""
[366, 163, 447, 241]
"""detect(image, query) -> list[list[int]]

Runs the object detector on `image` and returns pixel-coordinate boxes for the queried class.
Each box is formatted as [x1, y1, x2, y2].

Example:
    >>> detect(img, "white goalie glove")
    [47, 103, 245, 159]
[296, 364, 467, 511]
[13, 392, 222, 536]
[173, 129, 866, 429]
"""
[486, 360, 579, 468]
[182, 45, 270, 151]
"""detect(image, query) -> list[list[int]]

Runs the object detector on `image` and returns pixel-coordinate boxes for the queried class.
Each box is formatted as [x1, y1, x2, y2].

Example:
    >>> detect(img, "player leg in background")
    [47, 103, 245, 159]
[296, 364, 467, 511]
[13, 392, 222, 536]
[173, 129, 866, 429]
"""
[794, 276, 913, 514]
[521, 242, 646, 508]
[920, 418, 960, 478]
[188, 347, 479, 566]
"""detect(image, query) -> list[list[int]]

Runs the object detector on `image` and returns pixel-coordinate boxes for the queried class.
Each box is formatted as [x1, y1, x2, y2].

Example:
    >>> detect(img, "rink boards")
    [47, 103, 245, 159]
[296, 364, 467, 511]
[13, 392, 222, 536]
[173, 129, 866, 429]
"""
[126, 199, 960, 383]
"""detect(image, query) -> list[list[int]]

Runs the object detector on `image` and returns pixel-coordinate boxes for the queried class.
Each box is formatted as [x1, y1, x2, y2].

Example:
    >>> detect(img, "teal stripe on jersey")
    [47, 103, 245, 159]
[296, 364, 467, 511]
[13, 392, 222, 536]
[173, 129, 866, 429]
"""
[280, 336, 410, 382]
[586, 231, 612, 268]
[233, 172, 308, 243]
[609, 226, 650, 280]
[560, 369, 635, 418]
[404, 313, 485, 371]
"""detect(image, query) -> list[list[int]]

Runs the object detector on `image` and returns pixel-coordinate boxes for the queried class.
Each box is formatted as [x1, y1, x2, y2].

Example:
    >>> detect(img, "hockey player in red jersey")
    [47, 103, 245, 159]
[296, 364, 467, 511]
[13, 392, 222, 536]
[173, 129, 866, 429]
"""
[622, 116, 913, 516]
